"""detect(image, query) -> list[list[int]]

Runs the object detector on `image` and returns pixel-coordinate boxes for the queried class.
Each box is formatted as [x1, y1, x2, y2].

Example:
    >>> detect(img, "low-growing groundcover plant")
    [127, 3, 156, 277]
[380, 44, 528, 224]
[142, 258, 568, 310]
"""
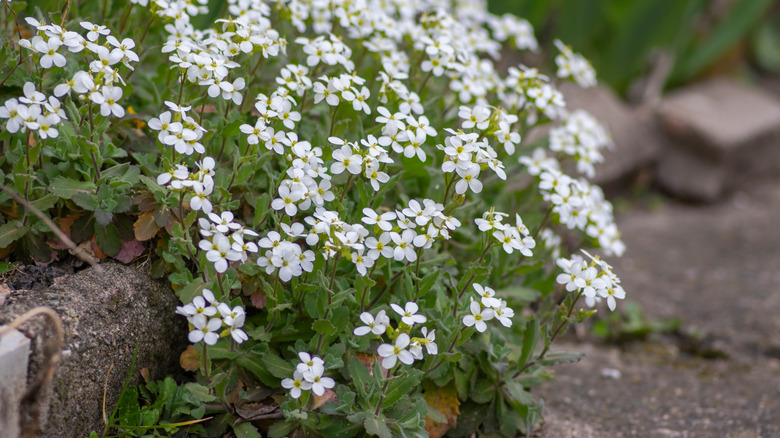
[0, 0, 628, 436]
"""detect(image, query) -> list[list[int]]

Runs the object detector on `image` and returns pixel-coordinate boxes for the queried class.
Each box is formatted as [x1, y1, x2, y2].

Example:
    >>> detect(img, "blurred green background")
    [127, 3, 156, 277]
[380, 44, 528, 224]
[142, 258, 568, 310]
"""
[488, 0, 780, 96]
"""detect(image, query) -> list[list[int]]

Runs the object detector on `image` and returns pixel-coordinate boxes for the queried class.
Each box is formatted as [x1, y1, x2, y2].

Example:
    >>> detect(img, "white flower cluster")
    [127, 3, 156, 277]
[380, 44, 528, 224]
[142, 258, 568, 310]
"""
[554, 40, 597, 88]
[296, 35, 354, 70]
[281, 352, 335, 399]
[502, 66, 567, 122]
[157, 156, 216, 214]
[556, 250, 625, 310]
[476, 211, 536, 257]
[255, 227, 315, 282]
[21, 19, 137, 116]
[149, 102, 208, 156]
[199, 211, 260, 273]
[355, 302, 437, 369]
[0, 82, 66, 138]
[176, 288, 248, 344]
[520, 150, 625, 257]
[463, 284, 515, 332]
[157, 1, 286, 106]
[487, 13, 538, 51]
[259, 198, 461, 282]
[549, 110, 612, 178]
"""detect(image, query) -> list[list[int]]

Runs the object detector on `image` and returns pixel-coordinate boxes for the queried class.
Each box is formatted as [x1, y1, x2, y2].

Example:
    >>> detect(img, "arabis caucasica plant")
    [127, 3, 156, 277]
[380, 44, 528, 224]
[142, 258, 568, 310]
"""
[0, 0, 626, 436]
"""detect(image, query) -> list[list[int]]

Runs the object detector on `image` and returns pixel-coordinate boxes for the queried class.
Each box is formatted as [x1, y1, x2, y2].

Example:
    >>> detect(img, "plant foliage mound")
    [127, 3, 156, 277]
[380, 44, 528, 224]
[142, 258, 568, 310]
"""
[0, 0, 627, 436]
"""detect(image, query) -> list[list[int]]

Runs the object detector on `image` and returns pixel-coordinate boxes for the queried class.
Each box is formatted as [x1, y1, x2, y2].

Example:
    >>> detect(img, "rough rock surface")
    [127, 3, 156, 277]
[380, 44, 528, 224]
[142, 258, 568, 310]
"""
[655, 79, 780, 201]
[0, 261, 187, 437]
[536, 180, 780, 437]
[559, 82, 663, 187]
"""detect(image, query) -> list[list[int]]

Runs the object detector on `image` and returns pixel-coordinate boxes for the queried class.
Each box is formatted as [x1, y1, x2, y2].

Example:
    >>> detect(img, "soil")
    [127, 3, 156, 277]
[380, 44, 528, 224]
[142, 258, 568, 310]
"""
[536, 179, 780, 437]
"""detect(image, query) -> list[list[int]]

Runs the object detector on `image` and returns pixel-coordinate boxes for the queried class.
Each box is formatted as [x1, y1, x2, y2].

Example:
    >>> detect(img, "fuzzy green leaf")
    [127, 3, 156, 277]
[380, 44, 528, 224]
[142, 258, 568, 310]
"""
[49, 176, 96, 200]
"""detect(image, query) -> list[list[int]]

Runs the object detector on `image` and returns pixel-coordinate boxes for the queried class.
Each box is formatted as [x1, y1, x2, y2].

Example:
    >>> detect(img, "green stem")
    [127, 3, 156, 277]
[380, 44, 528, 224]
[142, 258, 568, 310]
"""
[513, 291, 583, 378]
[374, 365, 396, 415]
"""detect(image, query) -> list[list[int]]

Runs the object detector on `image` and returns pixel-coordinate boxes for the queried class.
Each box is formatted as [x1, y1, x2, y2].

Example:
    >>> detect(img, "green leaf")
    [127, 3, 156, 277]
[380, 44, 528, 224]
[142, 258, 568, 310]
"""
[417, 269, 440, 296]
[30, 194, 58, 212]
[48, 176, 96, 199]
[538, 350, 584, 366]
[70, 214, 94, 243]
[260, 351, 295, 379]
[349, 358, 371, 405]
[183, 382, 216, 403]
[383, 369, 421, 407]
[519, 319, 540, 369]
[471, 378, 494, 404]
[95, 222, 122, 257]
[72, 192, 99, 211]
[233, 422, 262, 438]
[313, 319, 336, 336]
[674, 0, 773, 82]
[0, 220, 29, 248]
[94, 209, 113, 227]
[503, 380, 535, 405]
[267, 420, 298, 438]
[363, 412, 392, 438]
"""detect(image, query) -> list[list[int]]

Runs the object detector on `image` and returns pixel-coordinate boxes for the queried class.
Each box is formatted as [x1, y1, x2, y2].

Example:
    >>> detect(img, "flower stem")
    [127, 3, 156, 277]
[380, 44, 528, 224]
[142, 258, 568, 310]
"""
[373, 365, 396, 415]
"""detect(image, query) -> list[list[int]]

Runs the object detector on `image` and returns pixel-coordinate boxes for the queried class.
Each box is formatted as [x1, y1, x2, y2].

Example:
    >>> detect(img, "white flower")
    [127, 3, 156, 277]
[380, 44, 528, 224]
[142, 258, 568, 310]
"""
[302, 363, 335, 396]
[463, 300, 494, 333]
[204, 234, 242, 273]
[353, 310, 390, 336]
[455, 165, 482, 194]
[35, 38, 66, 69]
[80, 21, 110, 41]
[418, 327, 437, 355]
[90, 85, 125, 118]
[377, 333, 414, 369]
[474, 284, 501, 309]
[37, 114, 60, 139]
[361, 208, 395, 231]
[281, 370, 312, 399]
[391, 230, 418, 262]
[390, 301, 427, 326]
[20, 82, 45, 105]
[296, 352, 324, 375]
[188, 317, 222, 345]
[493, 300, 515, 327]
[272, 184, 305, 216]
[189, 182, 213, 214]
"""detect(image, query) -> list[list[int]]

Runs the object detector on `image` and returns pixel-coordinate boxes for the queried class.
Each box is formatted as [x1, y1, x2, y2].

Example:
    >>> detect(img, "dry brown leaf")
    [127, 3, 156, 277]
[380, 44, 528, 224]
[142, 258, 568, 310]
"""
[180, 345, 200, 372]
[424, 382, 460, 438]
[134, 211, 161, 241]
[311, 388, 338, 410]
[90, 235, 108, 260]
[250, 289, 266, 309]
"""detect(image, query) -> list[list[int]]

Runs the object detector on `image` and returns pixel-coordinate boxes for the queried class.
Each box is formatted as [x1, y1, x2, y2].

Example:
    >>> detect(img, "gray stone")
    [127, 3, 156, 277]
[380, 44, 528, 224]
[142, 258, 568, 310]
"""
[655, 144, 728, 202]
[0, 329, 31, 438]
[538, 180, 780, 436]
[658, 78, 780, 157]
[559, 82, 663, 186]
[0, 262, 187, 438]
[656, 79, 780, 200]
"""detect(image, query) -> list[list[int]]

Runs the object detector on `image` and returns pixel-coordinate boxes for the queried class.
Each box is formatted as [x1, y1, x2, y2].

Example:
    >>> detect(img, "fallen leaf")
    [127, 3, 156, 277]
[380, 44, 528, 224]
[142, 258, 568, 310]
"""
[114, 239, 145, 264]
[311, 388, 338, 410]
[424, 382, 460, 438]
[90, 235, 108, 260]
[134, 211, 160, 241]
[250, 290, 266, 309]
[180, 345, 200, 372]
